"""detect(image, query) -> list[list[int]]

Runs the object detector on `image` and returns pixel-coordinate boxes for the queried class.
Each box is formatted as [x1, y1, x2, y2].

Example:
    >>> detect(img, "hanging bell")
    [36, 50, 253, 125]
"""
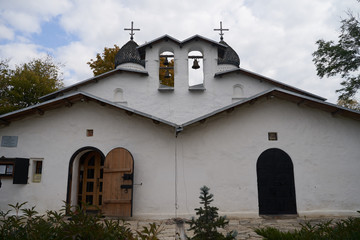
[192, 59, 200, 69]
[164, 69, 171, 78]
[163, 57, 169, 66]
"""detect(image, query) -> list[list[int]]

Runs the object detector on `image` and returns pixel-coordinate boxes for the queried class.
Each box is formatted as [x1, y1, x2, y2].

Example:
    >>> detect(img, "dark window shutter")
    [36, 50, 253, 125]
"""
[13, 158, 29, 184]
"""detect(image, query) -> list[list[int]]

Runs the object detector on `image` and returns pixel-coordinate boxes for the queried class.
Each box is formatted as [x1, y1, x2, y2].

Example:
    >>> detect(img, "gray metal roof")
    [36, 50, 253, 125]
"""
[137, 34, 227, 51]
[218, 40, 240, 67]
[137, 34, 181, 52]
[0, 92, 176, 128]
[39, 67, 148, 101]
[180, 88, 360, 128]
[114, 40, 145, 68]
[181, 35, 227, 48]
[214, 68, 326, 101]
[1, 88, 359, 130]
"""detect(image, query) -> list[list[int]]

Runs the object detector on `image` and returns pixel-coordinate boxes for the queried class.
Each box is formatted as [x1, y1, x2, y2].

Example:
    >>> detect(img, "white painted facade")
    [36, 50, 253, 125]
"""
[0, 34, 359, 218]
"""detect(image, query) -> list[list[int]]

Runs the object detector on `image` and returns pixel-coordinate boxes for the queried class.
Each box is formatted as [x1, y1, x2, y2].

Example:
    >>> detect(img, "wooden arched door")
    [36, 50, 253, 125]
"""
[256, 148, 297, 215]
[102, 147, 134, 217]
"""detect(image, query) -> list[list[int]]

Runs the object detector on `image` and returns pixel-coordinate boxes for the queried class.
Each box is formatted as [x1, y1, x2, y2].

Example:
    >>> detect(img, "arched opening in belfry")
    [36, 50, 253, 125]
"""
[188, 51, 204, 87]
[159, 51, 174, 88]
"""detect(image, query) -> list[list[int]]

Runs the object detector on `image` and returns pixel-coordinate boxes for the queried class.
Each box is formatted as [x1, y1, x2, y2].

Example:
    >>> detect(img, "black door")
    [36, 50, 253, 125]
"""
[256, 148, 297, 215]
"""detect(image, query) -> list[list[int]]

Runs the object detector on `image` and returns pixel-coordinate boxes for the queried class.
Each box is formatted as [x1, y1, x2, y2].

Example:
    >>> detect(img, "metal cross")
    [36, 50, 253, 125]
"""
[214, 21, 229, 41]
[124, 21, 140, 40]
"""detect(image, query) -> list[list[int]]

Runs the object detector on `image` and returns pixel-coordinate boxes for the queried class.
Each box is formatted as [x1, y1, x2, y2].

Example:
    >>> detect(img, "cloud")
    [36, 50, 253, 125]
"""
[56, 41, 95, 85]
[0, 0, 71, 34]
[2, 11, 42, 33]
[0, 43, 48, 66]
[0, 23, 14, 40]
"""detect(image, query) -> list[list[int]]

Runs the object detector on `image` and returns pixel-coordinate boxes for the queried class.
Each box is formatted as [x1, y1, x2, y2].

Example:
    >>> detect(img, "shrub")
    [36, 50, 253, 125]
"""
[0, 202, 162, 240]
[187, 186, 237, 240]
[254, 211, 360, 240]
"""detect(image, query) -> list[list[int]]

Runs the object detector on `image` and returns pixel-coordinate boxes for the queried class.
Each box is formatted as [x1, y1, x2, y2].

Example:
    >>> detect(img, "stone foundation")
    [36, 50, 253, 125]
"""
[124, 216, 348, 240]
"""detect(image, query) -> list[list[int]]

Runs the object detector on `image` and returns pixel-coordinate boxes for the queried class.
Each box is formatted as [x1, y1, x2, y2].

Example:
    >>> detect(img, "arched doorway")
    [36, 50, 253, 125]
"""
[256, 148, 297, 215]
[66, 147, 105, 213]
[67, 147, 134, 216]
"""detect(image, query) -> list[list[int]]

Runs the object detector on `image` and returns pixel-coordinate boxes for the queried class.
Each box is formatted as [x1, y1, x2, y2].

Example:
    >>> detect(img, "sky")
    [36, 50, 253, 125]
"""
[0, 0, 359, 104]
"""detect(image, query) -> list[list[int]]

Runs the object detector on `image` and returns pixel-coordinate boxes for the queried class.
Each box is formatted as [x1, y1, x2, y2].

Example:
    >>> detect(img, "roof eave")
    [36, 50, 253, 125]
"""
[214, 68, 326, 101]
[181, 88, 360, 128]
[39, 68, 148, 101]
[181, 35, 227, 48]
[137, 34, 181, 52]
[0, 92, 177, 128]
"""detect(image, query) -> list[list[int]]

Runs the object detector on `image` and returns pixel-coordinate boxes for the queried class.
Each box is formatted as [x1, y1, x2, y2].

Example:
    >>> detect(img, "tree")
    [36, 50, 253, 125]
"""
[0, 56, 64, 115]
[0, 59, 12, 114]
[87, 45, 120, 76]
[337, 98, 360, 111]
[312, 11, 360, 110]
[187, 186, 237, 240]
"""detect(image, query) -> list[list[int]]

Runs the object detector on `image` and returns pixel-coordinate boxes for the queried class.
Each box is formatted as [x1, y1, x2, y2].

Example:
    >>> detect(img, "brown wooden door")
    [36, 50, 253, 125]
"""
[79, 151, 103, 211]
[102, 147, 134, 216]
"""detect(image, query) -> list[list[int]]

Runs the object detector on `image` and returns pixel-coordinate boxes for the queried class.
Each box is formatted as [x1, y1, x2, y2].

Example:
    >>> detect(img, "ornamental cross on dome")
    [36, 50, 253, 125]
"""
[124, 21, 140, 40]
[214, 21, 229, 41]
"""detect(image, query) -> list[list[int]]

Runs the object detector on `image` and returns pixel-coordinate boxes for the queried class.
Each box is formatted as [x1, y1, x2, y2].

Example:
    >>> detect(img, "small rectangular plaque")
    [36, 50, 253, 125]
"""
[1, 136, 18, 147]
[33, 174, 42, 183]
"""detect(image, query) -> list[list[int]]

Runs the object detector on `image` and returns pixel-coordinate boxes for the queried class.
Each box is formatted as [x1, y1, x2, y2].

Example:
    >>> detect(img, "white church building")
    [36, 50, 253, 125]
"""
[1, 23, 360, 218]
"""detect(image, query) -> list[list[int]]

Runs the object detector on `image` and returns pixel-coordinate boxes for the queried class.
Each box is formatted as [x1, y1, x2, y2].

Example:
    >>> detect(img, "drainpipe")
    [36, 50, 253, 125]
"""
[174, 126, 183, 217]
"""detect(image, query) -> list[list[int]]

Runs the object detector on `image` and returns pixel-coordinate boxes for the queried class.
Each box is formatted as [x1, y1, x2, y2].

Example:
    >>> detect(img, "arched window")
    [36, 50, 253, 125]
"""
[113, 88, 126, 104]
[232, 84, 244, 100]
[159, 51, 174, 89]
[188, 51, 204, 90]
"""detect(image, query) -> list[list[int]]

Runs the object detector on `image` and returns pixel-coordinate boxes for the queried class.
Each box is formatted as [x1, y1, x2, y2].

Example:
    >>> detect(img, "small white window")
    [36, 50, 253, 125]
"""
[32, 158, 43, 183]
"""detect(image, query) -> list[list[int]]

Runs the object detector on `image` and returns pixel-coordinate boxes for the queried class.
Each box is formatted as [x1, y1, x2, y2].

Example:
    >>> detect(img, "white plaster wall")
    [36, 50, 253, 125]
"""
[0, 101, 176, 217]
[0, 97, 360, 218]
[59, 39, 274, 125]
[174, 97, 360, 218]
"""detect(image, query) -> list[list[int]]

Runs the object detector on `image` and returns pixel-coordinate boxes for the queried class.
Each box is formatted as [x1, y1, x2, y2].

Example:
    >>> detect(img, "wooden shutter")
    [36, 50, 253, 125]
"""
[102, 148, 134, 217]
[13, 158, 29, 184]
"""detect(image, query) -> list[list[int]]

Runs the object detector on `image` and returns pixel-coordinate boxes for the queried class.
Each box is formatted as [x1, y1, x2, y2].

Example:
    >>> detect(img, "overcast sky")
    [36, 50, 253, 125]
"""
[0, 0, 359, 103]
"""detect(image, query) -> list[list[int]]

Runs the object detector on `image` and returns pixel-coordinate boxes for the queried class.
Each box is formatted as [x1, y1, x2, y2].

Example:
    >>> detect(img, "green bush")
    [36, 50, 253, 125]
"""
[0, 202, 162, 240]
[255, 211, 360, 240]
[187, 186, 237, 240]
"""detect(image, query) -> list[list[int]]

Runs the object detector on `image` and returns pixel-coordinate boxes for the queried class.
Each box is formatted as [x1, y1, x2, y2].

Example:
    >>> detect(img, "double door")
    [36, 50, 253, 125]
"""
[78, 148, 134, 216]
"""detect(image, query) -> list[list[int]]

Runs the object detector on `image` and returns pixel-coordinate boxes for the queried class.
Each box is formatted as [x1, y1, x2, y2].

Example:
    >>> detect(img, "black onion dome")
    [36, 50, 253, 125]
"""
[218, 40, 240, 67]
[114, 40, 145, 68]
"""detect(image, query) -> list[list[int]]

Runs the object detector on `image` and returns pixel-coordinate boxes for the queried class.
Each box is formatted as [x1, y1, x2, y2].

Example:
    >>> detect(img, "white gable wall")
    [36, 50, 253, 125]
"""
[0, 101, 177, 216]
[174, 97, 360, 217]
[0, 96, 359, 217]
